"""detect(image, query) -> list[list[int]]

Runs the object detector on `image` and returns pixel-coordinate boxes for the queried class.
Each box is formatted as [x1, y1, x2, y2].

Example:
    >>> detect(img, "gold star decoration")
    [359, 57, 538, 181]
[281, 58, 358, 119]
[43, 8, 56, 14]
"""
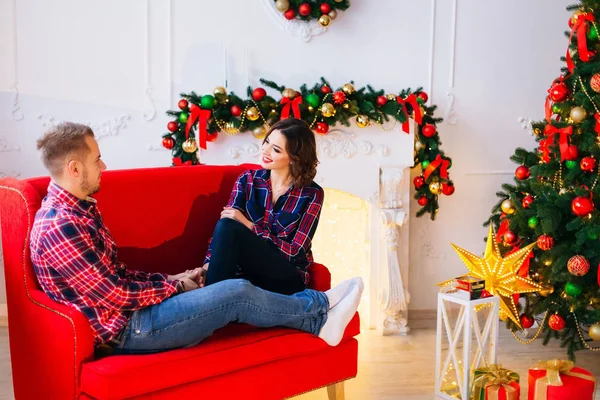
[449, 226, 542, 329]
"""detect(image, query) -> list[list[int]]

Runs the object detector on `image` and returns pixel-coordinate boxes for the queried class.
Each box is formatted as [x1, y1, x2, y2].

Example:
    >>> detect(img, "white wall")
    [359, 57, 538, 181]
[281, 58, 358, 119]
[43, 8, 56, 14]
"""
[0, 0, 572, 309]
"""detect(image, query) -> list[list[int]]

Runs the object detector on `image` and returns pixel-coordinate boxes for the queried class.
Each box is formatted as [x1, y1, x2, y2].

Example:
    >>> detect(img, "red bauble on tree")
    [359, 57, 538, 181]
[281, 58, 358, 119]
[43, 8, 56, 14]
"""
[162, 137, 174, 149]
[515, 165, 530, 180]
[442, 183, 455, 195]
[206, 131, 218, 142]
[321, 85, 332, 94]
[565, 145, 579, 161]
[417, 196, 428, 206]
[549, 82, 569, 102]
[320, 3, 331, 13]
[567, 255, 590, 276]
[572, 195, 594, 216]
[417, 92, 429, 103]
[581, 157, 597, 172]
[504, 230, 518, 245]
[298, 3, 311, 16]
[549, 314, 565, 331]
[284, 9, 296, 19]
[414, 176, 425, 189]
[522, 195, 534, 208]
[230, 105, 242, 117]
[422, 124, 437, 138]
[537, 234, 555, 250]
[332, 91, 346, 105]
[315, 122, 329, 135]
[591, 73, 600, 93]
[252, 88, 267, 102]
[376, 96, 388, 106]
[178, 99, 189, 110]
[167, 121, 178, 133]
[520, 314, 535, 329]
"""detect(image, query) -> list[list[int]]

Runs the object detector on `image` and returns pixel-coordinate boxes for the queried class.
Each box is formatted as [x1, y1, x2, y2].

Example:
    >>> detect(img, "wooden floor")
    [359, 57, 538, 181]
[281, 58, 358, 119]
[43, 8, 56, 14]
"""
[0, 326, 597, 399]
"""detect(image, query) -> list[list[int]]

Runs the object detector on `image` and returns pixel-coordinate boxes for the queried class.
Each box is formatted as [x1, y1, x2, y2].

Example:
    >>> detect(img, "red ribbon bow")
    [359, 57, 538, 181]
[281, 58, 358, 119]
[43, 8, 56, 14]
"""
[280, 96, 303, 120]
[544, 125, 573, 162]
[567, 12, 595, 73]
[423, 154, 450, 180]
[496, 215, 509, 244]
[185, 104, 212, 150]
[172, 157, 192, 166]
[397, 93, 422, 134]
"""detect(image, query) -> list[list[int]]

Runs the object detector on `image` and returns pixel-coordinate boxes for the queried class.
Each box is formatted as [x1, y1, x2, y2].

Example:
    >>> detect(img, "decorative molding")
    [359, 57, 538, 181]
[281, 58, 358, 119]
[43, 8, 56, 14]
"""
[37, 114, 131, 140]
[167, 0, 173, 105]
[316, 129, 390, 159]
[0, 170, 21, 178]
[228, 143, 261, 159]
[428, 0, 436, 97]
[10, 0, 23, 121]
[142, 0, 156, 121]
[443, 0, 459, 125]
[261, 0, 327, 42]
[445, 92, 458, 125]
[0, 138, 20, 153]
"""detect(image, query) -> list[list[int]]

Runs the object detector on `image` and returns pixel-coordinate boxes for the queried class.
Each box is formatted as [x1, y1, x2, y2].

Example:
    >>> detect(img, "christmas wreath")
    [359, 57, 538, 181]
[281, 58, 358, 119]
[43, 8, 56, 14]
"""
[274, 0, 350, 27]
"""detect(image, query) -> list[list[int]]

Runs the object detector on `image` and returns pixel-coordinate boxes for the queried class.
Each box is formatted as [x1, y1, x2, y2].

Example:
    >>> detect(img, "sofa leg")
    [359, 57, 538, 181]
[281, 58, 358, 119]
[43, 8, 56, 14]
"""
[326, 382, 345, 400]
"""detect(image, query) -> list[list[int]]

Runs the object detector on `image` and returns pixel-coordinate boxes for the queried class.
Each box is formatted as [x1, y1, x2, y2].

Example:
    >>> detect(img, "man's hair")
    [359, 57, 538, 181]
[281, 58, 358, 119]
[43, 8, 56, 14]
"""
[36, 122, 95, 177]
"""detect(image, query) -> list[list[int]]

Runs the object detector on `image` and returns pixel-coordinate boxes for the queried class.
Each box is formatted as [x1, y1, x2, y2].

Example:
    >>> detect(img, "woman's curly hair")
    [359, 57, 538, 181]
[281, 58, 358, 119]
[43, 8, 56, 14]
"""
[263, 118, 319, 188]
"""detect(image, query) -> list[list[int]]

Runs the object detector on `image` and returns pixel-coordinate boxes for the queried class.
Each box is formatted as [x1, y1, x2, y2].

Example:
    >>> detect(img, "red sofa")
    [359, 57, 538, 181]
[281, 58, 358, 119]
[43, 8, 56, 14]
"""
[0, 164, 360, 400]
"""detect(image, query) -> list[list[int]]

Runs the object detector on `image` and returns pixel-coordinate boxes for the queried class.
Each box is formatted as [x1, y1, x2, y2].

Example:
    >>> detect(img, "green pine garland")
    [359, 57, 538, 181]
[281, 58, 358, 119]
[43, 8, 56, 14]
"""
[163, 77, 455, 220]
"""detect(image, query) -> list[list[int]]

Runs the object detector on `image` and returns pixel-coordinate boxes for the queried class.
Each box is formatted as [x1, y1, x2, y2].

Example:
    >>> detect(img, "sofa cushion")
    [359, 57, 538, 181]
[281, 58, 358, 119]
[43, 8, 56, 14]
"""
[81, 314, 360, 399]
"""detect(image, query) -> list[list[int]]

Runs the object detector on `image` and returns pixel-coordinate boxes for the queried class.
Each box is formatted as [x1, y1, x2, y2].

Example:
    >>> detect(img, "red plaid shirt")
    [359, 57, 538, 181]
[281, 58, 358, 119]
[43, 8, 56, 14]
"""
[29, 183, 180, 345]
[204, 169, 324, 284]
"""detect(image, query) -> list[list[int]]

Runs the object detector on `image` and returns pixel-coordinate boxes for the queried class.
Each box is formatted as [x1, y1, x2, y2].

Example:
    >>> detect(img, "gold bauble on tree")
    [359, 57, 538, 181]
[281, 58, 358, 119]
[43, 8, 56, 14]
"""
[501, 199, 516, 215]
[589, 323, 600, 341]
[342, 83, 355, 95]
[224, 121, 239, 135]
[275, 0, 290, 12]
[356, 115, 370, 128]
[282, 88, 296, 98]
[213, 86, 227, 97]
[318, 15, 331, 27]
[415, 140, 425, 151]
[247, 106, 260, 121]
[252, 125, 267, 139]
[328, 10, 337, 20]
[321, 103, 336, 118]
[342, 103, 350, 109]
[570, 106, 587, 123]
[386, 94, 397, 101]
[182, 138, 198, 153]
[539, 284, 554, 297]
[429, 181, 442, 195]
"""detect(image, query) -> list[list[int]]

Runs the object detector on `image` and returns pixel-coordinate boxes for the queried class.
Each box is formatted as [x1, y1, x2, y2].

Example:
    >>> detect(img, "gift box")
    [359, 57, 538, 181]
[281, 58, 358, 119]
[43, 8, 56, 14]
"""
[452, 275, 491, 300]
[528, 360, 596, 400]
[472, 365, 520, 400]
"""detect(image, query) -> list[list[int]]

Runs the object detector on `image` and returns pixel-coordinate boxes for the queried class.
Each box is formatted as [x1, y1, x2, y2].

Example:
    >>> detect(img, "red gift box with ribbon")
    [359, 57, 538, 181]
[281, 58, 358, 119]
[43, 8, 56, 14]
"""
[528, 360, 596, 400]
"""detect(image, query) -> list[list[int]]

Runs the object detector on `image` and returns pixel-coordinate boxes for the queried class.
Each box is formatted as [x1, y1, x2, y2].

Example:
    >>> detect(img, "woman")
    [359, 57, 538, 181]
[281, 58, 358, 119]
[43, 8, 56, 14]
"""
[203, 118, 324, 295]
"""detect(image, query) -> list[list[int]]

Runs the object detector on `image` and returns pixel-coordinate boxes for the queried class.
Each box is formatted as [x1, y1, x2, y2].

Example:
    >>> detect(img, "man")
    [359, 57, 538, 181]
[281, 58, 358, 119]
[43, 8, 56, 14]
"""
[29, 122, 362, 354]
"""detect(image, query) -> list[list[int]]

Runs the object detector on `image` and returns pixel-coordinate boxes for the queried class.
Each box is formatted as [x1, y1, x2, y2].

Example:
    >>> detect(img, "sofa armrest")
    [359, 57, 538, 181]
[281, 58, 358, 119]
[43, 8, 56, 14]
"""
[307, 262, 331, 291]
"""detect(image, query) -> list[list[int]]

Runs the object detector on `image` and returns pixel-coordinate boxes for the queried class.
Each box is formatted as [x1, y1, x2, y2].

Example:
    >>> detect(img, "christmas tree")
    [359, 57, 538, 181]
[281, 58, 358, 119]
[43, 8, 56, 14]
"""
[486, 2, 600, 358]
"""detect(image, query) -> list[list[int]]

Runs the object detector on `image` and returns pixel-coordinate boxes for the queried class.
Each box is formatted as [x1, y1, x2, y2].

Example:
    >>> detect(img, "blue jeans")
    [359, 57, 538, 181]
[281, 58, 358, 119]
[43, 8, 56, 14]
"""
[113, 279, 329, 355]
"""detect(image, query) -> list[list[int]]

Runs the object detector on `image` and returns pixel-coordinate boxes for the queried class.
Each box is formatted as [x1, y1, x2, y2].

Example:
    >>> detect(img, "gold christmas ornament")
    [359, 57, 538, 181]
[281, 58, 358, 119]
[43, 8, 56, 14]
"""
[356, 115, 370, 128]
[223, 121, 239, 135]
[386, 93, 397, 101]
[182, 138, 198, 153]
[415, 140, 425, 151]
[308, 106, 314, 112]
[501, 199, 516, 215]
[247, 106, 260, 121]
[318, 14, 331, 27]
[252, 125, 267, 139]
[321, 103, 336, 118]
[539, 284, 555, 297]
[213, 86, 227, 97]
[589, 323, 600, 341]
[429, 181, 442, 195]
[570, 106, 587, 123]
[342, 83, 355, 95]
[444, 226, 542, 329]
[282, 88, 296, 98]
[275, 0, 290, 12]
[334, 0, 343, 2]
[571, 10, 585, 25]
[342, 103, 350, 109]
[328, 10, 337, 20]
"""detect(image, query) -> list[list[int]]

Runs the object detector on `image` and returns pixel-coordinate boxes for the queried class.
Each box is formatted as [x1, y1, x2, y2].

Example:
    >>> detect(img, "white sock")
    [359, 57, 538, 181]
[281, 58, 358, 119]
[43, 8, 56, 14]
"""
[318, 283, 363, 346]
[325, 277, 363, 309]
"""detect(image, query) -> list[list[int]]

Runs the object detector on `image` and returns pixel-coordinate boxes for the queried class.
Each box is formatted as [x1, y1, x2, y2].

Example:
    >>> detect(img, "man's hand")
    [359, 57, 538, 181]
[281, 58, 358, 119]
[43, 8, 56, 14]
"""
[220, 207, 253, 230]
[169, 267, 204, 287]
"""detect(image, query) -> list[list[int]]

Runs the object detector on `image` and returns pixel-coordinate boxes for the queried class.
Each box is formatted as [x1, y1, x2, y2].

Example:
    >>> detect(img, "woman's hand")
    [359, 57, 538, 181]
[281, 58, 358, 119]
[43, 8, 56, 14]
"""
[220, 207, 253, 230]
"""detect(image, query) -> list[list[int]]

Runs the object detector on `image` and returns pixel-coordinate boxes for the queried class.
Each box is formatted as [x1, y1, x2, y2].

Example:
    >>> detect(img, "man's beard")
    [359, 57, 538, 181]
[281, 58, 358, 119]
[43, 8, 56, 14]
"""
[80, 169, 100, 196]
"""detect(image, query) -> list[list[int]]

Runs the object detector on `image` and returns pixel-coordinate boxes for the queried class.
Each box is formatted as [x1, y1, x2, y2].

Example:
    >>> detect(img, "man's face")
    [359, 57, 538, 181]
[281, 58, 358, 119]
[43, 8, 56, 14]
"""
[79, 136, 106, 196]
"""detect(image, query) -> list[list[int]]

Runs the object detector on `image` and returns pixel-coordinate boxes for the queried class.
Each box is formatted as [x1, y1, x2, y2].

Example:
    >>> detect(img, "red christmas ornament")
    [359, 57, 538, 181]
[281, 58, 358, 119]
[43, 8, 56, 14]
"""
[522, 195, 534, 208]
[320, 3, 331, 13]
[298, 3, 311, 16]
[520, 314, 535, 329]
[537, 234, 554, 250]
[178, 99, 189, 110]
[422, 124, 437, 138]
[321, 85, 332, 94]
[315, 122, 329, 135]
[333, 91, 347, 105]
[376, 96, 388, 106]
[515, 165, 530, 180]
[590, 73, 600, 93]
[206, 131, 218, 142]
[442, 183, 455, 196]
[581, 157, 597, 172]
[504, 230, 518, 245]
[549, 82, 569, 102]
[284, 9, 296, 19]
[417, 196, 428, 206]
[572, 195, 594, 216]
[167, 121, 178, 133]
[567, 255, 590, 276]
[162, 137, 174, 149]
[417, 92, 429, 103]
[252, 88, 267, 102]
[565, 145, 579, 161]
[414, 176, 425, 189]
[548, 314, 565, 331]
[230, 105, 242, 117]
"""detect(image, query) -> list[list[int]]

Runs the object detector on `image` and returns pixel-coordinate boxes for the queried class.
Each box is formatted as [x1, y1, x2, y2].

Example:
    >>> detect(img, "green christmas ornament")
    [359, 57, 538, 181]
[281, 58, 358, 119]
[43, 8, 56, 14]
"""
[417, 97, 425, 105]
[565, 160, 578, 170]
[421, 160, 430, 169]
[201, 95, 216, 109]
[588, 25, 599, 41]
[528, 216, 539, 229]
[178, 112, 189, 123]
[306, 93, 320, 108]
[564, 281, 583, 297]
[588, 231, 599, 240]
